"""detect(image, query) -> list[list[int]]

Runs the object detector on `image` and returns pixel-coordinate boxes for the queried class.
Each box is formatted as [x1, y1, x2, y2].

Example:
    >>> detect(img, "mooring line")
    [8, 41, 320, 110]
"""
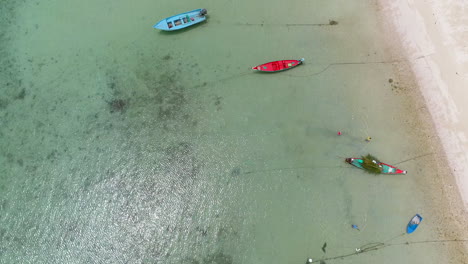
[286, 54, 432, 78]
[310, 238, 468, 263]
[393, 152, 434, 165]
[242, 166, 344, 175]
[285, 60, 404, 78]
[210, 71, 252, 84]
[234, 23, 336, 27]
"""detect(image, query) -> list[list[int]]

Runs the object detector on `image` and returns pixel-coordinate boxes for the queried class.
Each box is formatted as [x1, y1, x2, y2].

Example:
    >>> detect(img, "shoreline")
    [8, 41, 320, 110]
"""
[382, 0, 468, 209]
[378, 0, 468, 211]
[377, 0, 468, 259]
[377, 0, 468, 255]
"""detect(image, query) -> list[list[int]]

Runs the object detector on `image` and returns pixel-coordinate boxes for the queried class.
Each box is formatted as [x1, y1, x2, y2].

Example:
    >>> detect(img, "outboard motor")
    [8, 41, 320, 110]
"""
[200, 9, 208, 16]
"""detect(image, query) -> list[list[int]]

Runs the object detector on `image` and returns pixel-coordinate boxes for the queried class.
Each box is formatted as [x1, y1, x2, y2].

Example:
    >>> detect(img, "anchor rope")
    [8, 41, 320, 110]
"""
[310, 235, 468, 263]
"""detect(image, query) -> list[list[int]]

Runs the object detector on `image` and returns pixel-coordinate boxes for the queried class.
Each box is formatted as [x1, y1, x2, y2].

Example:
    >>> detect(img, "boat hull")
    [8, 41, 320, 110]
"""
[407, 214, 423, 234]
[345, 158, 407, 174]
[252, 58, 304, 72]
[154, 9, 207, 31]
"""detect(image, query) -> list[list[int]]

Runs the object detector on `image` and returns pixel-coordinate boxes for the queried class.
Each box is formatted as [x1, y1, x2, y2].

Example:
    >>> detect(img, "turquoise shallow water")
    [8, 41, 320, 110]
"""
[0, 0, 461, 263]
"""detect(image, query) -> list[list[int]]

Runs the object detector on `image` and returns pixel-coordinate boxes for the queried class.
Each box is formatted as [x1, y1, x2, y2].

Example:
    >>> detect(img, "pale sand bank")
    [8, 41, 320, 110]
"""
[377, 0, 468, 256]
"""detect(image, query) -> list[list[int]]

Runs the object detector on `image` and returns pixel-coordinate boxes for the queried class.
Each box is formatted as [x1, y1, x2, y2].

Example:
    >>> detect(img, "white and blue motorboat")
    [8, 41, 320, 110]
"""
[406, 214, 423, 234]
[153, 9, 207, 31]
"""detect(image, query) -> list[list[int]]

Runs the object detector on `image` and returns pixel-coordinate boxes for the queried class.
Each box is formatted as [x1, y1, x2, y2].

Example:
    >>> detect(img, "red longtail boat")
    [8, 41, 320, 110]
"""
[252, 58, 304, 72]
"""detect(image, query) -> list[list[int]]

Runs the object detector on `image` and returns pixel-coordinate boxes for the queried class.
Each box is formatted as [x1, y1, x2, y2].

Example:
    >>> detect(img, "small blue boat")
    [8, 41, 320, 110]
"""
[153, 9, 208, 31]
[406, 214, 423, 234]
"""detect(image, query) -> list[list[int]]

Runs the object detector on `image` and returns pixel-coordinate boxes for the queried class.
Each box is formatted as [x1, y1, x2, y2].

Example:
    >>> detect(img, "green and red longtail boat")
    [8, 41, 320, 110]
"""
[345, 157, 407, 174]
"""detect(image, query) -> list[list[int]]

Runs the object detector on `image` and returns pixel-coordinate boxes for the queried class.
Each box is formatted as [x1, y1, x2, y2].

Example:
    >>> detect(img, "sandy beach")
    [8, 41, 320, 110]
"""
[378, 0, 468, 208]
[378, 0, 468, 255]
